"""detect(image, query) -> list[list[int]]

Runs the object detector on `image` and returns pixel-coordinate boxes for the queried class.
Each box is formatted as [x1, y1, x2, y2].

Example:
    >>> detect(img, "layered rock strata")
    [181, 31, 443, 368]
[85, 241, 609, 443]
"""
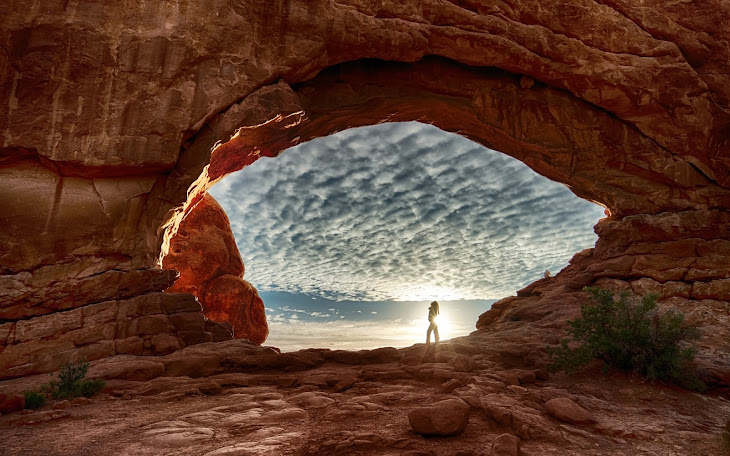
[162, 193, 268, 344]
[0, 292, 232, 380]
[477, 209, 730, 390]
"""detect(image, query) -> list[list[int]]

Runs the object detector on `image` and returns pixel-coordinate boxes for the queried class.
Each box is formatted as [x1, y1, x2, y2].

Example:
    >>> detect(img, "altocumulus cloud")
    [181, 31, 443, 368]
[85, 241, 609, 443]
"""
[210, 122, 605, 301]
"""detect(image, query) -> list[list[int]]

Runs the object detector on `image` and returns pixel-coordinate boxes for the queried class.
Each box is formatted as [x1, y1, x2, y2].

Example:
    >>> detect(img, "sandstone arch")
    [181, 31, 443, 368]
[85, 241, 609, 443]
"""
[1, 0, 728, 382]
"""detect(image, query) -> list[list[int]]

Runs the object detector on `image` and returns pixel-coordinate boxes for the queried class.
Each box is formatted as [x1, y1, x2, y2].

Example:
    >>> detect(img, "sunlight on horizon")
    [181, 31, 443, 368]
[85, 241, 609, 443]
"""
[264, 305, 467, 352]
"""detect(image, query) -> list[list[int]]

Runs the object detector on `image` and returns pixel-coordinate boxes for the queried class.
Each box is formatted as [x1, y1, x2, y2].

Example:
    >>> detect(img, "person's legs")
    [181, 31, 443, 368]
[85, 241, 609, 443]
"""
[426, 322, 435, 345]
[434, 324, 440, 344]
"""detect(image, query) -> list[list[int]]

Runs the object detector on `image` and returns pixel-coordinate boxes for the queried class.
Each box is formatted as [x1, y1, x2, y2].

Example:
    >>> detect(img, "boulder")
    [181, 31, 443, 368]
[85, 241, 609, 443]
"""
[71, 397, 91, 406]
[53, 400, 71, 410]
[516, 370, 536, 385]
[491, 433, 520, 456]
[408, 398, 470, 436]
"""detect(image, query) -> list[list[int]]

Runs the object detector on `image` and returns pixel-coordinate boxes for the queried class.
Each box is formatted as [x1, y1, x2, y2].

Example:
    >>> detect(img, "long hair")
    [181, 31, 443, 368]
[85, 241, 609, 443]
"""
[430, 301, 439, 315]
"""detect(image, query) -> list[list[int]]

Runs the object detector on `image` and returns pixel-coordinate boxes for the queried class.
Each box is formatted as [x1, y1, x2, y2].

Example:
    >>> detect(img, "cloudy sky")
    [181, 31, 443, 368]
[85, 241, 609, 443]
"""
[210, 122, 605, 350]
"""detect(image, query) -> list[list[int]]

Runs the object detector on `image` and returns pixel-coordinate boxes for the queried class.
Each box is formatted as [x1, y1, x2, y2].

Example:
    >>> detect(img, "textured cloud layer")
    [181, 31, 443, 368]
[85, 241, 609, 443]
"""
[210, 122, 605, 301]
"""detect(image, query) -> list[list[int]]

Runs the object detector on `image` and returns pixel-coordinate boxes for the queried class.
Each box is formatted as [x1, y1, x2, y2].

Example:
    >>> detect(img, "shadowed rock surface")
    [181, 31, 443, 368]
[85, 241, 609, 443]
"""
[408, 398, 471, 436]
[0, 292, 233, 380]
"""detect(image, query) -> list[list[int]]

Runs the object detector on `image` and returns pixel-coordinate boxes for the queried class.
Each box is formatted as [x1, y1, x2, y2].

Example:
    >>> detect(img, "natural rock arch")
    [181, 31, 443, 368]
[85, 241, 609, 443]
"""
[1, 1, 728, 383]
[166, 56, 725, 223]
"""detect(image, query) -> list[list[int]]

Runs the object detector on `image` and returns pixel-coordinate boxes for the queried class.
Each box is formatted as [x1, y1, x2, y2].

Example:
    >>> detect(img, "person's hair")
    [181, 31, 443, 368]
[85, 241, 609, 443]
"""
[431, 301, 439, 315]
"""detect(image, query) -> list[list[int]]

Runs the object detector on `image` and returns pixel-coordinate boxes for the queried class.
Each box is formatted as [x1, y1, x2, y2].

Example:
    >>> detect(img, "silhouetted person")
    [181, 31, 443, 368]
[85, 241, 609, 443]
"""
[426, 301, 440, 347]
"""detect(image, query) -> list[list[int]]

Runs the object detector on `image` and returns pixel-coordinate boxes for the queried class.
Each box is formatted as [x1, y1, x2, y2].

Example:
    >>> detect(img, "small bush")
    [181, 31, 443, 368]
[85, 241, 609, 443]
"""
[23, 390, 46, 409]
[548, 287, 704, 390]
[78, 378, 106, 398]
[49, 358, 105, 399]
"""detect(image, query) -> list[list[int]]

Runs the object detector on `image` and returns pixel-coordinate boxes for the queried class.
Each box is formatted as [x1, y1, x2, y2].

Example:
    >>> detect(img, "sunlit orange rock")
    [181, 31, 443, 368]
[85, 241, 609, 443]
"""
[163, 193, 244, 296]
[200, 275, 268, 345]
[162, 193, 267, 343]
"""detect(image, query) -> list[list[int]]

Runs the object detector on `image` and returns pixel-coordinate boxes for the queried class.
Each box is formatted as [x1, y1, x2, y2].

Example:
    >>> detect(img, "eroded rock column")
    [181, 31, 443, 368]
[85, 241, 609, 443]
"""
[162, 193, 268, 344]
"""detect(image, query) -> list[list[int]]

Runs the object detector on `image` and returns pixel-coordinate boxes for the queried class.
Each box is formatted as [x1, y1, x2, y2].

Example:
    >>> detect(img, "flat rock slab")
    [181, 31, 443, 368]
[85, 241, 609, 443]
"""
[137, 392, 311, 454]
[545, 397, 596, 425]
[6, 410, 72, 426]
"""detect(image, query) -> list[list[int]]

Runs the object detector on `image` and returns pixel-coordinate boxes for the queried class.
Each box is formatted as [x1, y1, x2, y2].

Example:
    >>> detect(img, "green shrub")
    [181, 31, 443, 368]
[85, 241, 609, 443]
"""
[23, 390, 46, 409]
[78, 378, 106, 397]
[49, 358, 105, 399]
[547, 287, 704, 391]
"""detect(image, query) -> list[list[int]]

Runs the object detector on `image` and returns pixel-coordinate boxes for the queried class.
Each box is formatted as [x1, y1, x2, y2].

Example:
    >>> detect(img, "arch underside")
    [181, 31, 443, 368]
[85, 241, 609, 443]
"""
[187, 57, 725, 227]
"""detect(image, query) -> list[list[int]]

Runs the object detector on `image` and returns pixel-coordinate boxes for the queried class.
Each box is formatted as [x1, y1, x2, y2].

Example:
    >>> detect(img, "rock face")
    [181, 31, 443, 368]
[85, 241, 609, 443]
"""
[0, 292, 232, 380]
[163, 194, 244, 297]
[0, 1, 729, 375]
[0, 266, 179, 321]
[162, 193, 267, 344]
[476, 210, 730, 390]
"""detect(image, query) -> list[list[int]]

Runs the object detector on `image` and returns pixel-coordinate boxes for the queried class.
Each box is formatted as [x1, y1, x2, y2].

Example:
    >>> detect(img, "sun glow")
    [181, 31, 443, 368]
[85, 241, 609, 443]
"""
[431, 313, 453, 339]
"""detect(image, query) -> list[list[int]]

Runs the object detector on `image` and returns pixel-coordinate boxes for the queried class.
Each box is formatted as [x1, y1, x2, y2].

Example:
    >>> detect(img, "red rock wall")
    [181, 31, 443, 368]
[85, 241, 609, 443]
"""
[0, 0, 728, 378]
[162, 194, 268, 344]
[477, 210, 730, 388]
[0, 292, 232, 380]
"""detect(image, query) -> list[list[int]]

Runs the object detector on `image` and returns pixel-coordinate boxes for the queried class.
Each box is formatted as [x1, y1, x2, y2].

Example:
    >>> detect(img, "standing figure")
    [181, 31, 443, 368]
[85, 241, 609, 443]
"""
[426, 301, 440, 346]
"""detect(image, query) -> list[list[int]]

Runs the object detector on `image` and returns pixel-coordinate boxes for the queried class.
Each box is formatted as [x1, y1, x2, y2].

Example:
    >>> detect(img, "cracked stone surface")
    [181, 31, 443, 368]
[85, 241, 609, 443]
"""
[1, 338, 729, 455]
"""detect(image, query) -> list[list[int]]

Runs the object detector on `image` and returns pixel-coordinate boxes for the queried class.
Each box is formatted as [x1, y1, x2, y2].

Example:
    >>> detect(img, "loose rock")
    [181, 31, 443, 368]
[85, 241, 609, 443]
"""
[408, 398, 470, 436]
[491, 433, 520, 456]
